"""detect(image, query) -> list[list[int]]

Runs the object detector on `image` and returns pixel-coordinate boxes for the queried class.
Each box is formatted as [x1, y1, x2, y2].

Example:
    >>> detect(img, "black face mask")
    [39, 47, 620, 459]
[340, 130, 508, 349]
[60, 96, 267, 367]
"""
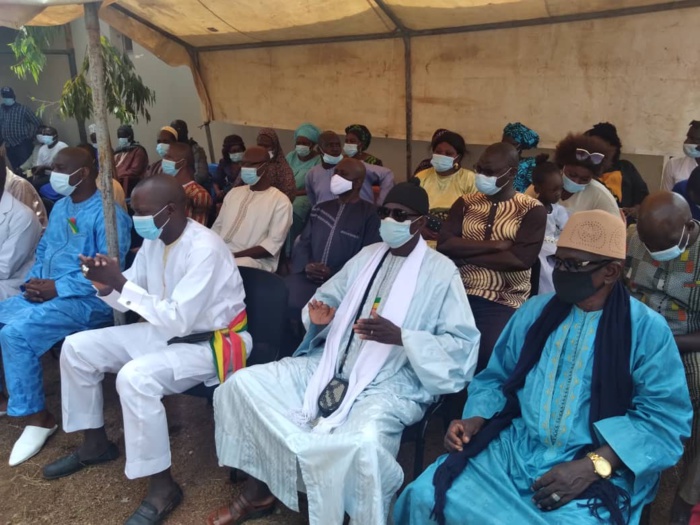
[552, 268, 606, 304]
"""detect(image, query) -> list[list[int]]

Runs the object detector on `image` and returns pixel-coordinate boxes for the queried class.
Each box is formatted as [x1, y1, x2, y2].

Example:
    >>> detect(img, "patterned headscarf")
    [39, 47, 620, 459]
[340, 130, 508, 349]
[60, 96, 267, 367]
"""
[503, 122, 540, 150]
[294, 123, 322, 144]
[345, 124, 372, 150]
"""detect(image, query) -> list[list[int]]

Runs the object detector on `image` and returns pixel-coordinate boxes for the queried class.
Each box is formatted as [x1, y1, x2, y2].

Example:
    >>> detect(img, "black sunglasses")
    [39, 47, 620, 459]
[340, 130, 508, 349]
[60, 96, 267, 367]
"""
[554, 257, 614, 272]
[377, 207, 421, 223]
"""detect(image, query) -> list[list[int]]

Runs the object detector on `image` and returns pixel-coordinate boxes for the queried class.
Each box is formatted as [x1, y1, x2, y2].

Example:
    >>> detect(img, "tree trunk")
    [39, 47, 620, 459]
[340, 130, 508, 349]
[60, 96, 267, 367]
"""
[84, 2, 125, 325]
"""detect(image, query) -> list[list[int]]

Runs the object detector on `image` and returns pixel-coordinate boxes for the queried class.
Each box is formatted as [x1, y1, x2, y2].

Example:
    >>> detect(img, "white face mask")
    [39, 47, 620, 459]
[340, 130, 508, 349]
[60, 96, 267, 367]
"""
[296, 145, 311, 158]
[117, 137, 130, 148]
[38, 134, 55, 145]
[475, 168, 511, 196]
[50, 168, 83, 196]
[330, 174, 353, 196]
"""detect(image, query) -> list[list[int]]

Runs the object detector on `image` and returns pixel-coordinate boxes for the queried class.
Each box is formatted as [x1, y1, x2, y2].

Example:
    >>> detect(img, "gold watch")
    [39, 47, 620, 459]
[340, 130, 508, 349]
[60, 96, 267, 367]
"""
[587, 452, 612, 479]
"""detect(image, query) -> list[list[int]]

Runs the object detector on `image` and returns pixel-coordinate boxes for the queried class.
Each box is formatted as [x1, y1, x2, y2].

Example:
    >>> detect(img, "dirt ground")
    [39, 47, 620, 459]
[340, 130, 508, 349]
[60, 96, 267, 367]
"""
[0, 353, 682, 524]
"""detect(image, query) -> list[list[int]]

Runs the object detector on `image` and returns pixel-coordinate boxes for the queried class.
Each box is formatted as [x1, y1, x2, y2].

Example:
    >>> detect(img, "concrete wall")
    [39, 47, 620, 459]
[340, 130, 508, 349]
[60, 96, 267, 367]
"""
[0, 22, 668, 190]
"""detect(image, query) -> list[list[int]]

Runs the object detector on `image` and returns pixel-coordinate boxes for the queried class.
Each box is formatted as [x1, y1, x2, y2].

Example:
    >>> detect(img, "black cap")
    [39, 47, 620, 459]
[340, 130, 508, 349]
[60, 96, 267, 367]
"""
[383, 179, 429, 216]
[1, 87, 15, 99]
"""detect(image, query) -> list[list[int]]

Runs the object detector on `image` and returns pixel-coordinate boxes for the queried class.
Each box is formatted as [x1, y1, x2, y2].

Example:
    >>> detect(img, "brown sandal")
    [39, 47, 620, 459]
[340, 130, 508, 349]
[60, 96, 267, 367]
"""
[206, 493, 276, 525]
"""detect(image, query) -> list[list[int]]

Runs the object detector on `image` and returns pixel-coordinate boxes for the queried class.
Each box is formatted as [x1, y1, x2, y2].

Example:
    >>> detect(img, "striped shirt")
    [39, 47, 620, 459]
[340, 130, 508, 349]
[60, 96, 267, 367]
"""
[443, 192, 546, 308]
[625, 225, 700, 336]
[0, 102, 42, 147]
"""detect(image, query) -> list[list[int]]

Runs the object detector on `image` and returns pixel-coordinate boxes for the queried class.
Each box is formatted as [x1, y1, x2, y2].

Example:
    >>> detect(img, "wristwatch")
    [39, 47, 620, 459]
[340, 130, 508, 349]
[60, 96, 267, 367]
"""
[586, 452, 612, 479]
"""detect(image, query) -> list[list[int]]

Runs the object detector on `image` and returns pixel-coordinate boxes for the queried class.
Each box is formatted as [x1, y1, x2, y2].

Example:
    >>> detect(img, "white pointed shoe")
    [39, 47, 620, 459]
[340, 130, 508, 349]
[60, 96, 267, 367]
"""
[9, 425, 58, 466]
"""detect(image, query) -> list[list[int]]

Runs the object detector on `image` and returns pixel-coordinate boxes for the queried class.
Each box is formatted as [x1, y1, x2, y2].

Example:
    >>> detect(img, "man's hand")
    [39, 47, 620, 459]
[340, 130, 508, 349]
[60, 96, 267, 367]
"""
[79, 253, 126, 293]
[421, 226, 440, 242]
[621, 206, 639, 220]
[24, 278, 58, 303]
[531, 459, 598, 511]
[444, 417, 485, 452]
[353, 311, 402, 346]
[308, 299, 336, 326]
[305, 263, 332, 284]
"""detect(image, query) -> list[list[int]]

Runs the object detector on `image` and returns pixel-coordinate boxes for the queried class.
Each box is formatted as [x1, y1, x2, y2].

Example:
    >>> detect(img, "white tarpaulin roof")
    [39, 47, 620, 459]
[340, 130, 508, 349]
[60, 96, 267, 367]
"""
[1, 0, 699, 157]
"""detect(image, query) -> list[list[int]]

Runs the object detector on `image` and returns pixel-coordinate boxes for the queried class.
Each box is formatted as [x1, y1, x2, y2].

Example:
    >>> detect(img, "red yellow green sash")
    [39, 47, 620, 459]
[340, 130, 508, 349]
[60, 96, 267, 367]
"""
[210, 310, 248, 383]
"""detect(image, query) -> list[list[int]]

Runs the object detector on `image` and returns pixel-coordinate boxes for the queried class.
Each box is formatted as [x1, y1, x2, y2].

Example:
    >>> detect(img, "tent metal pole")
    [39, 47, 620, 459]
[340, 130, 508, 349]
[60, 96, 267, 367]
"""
[203, 121, 215, 166]
[374, 0, 413, 179]
[84, 1, 124, 325]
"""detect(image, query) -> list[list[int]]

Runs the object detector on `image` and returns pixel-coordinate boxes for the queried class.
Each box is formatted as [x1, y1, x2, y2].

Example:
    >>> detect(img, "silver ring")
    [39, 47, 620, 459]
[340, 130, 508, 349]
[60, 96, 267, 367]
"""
[551, 493, 561, 503]
[81, 264, 90, 274]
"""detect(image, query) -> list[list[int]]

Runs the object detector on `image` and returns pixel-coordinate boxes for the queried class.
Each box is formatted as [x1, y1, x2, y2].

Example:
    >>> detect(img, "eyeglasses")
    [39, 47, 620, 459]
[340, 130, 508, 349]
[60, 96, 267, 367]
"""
[575, 148, 605, 165]
[553, 257, 614, 272]
[377, 207, 421, 223]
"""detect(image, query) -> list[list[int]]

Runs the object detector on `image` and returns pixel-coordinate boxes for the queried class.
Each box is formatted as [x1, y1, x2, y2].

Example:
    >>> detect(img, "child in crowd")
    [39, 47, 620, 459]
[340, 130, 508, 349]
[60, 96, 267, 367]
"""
[532, 161, 569, 294]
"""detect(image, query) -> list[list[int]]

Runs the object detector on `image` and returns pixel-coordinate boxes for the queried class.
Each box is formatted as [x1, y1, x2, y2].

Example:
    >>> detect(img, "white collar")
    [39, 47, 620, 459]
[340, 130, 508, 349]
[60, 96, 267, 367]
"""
[0, 191, 13, 216]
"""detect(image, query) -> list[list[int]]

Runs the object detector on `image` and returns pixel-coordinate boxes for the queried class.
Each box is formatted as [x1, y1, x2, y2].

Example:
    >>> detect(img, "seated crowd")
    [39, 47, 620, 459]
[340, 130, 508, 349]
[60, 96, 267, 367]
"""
[2, 82, 700, 525]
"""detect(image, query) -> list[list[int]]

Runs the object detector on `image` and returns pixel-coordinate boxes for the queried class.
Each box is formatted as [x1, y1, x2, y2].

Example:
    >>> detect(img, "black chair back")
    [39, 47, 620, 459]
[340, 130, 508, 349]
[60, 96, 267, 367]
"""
[238, 266, 289, 366]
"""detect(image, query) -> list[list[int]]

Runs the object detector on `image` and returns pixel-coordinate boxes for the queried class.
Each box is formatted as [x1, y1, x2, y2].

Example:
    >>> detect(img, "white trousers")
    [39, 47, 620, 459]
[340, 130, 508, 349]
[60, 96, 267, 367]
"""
[60, 323, 219, 479]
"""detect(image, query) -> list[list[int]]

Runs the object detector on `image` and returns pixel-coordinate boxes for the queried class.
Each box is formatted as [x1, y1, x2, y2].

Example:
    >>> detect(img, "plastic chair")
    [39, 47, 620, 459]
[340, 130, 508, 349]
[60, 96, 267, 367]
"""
[184, 266, 290, 401]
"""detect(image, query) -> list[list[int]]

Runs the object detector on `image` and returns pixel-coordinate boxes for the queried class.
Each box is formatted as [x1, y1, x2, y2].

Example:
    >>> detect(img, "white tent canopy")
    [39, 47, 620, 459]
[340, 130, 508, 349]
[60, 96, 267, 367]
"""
[2, 0, 699, 167]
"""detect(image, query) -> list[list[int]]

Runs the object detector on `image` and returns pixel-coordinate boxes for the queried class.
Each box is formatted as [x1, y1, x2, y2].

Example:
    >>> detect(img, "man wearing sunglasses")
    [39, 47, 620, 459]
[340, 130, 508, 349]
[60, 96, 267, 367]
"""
[212, 146, 293, 272]
[625, 191, 700, 523]
[397, 209, 691, 525]
[208, 181, 480, 525]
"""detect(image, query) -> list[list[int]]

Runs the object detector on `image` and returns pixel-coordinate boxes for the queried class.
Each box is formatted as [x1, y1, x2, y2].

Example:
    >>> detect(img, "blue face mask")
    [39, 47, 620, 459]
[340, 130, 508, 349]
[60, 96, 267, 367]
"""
[562, 174, 589, 194]
[229, 151, 244, 163]
[117, 137, 130, 148]
[156, 143, 170, 158]
[430, 154, 455, 173]
[322, 151, 343, 165]
[296, 145, 310, 158]
[684, 143, 700, 159]
[2, 98, 15, 107]
[343, 143, 358, 157]
[646, 224, 689, 262]
[50, 168, 83, 197]
[241, 167, 261, 186]
[161, 159, 181, 176]
[38, 134, 55, 145]
[475, 168, 511, 196]
[133, 205, 170, 241]
[379, 217, 419, 249]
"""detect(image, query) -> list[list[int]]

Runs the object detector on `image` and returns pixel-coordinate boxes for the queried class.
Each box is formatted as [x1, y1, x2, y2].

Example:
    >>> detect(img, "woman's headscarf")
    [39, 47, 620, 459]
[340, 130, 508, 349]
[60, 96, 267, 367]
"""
[221, 134, 245, 162]
[503, 122, 540, 150]
[430, 130, 467, 158]
[294, 123, 321, 144]
[256, 128, 296, 202]
[345, 124, 372, 150]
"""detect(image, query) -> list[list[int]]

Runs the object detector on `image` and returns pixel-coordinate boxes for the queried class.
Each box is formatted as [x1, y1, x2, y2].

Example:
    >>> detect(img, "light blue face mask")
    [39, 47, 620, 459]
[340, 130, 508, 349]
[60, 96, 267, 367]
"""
[379, 217, 419, 249]
[241, 166, 261, 186]
[2, 98, 15, 107]
[562, 173, 589, 194]
[156, 143, 170, 158]
[117, 137, 130, 148]
[343, 143, 358, 157]
[38, 134, 55, 145]
[296, 145, 311, 158]
[684, 143, 700, 159]
[161, 159, 181, 176]
[430, 154, 455, 173]
[322, 152, 343, 166]
[646, 224, 689, 262]
[133, 205, 169, 241]
[475, 168, 511, 196]
[229, 151, 244, 163]
[50, 168, 83, 196]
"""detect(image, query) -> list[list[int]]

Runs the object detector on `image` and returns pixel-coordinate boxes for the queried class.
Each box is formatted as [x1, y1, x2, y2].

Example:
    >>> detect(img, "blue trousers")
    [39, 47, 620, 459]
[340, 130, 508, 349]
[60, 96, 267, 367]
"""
[5, 138, 34, 174]
[0, 294, 112, 416]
